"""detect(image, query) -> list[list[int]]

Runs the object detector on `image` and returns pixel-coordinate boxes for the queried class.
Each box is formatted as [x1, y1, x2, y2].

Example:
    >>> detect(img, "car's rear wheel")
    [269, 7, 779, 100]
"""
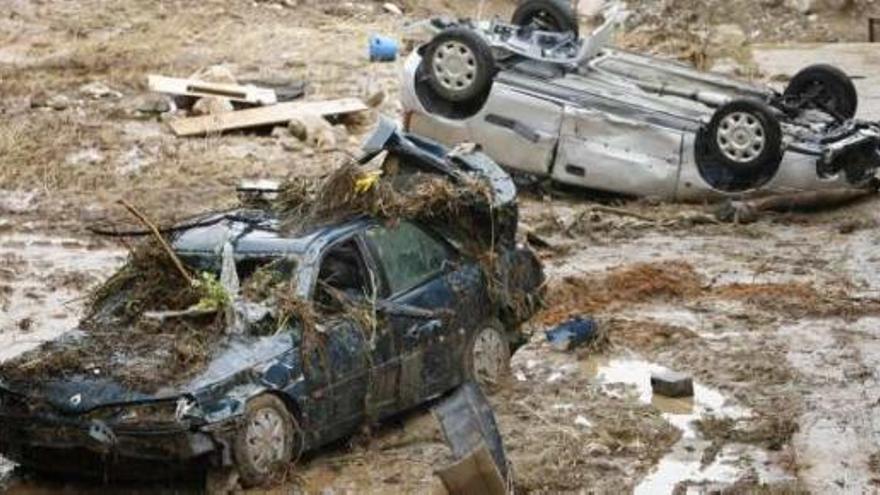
[696, 99, 783, 192]
[424, 28, 495, 104]
[708, 99, 782, 171]
[233, 394, 298, 488]
[464, 321, 511, 392]
[512, 0, 580, 36]
[784, 64, 857, 119]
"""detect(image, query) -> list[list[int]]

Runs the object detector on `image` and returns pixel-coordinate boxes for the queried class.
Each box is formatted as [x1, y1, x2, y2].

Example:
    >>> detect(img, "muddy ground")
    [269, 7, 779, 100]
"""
[2, 0, 880, 493]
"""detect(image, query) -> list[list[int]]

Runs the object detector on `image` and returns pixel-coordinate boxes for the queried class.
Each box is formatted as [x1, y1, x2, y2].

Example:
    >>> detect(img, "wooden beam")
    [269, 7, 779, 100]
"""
[168, 98, 369, 137]
[148, 75, 278, 105]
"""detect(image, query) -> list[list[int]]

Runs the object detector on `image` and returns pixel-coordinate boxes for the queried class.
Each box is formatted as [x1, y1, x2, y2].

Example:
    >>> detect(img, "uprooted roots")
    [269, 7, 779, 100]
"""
[0, 240, 224, 390]
[277, 159, 492, 242]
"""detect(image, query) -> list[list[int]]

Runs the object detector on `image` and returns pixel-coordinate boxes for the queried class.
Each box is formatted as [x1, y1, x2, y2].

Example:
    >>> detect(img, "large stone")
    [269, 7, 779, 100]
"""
[191, 96, 234, 116]
[288, 114, 336, 150]
[79, 81, 122, 99]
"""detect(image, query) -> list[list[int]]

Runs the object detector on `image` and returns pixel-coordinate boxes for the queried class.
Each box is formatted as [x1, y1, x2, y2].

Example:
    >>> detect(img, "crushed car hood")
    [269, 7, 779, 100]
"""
[0, 332, 298, 413]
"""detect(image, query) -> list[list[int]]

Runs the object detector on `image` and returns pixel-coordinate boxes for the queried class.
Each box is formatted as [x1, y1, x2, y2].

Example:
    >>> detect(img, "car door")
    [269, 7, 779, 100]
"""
[308, 236, 397, 433]
[363, 221, 484, 409]
[551, 104, 684, 198]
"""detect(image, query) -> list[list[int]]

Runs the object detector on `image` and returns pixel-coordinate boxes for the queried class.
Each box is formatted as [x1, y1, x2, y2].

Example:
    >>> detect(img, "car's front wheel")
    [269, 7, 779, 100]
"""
[233, 394, 299, 488]
[423, 27, 496, 104]
[464, 321, 511, 392]
[784, 64, 858, 119]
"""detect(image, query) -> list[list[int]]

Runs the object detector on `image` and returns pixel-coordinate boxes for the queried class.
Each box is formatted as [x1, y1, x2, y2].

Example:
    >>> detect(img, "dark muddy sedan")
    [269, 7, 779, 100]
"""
[0, 124, 543, 487]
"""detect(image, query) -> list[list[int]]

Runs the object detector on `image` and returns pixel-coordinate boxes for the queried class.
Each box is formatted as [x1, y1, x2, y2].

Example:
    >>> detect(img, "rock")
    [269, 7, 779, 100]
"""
[133, 94, 173, 115]
[288, 114, 336, 150]
[270, 126, 289, 139]
[47, 94, 71, 111]
[79, 81, 122, 99]
[189, 65, 237, 84]
[191, 96, 234, 116]
[650, 370, 694, 398]
[0, 190, 37, 214]
[29, 91, 49, 108]
[365, 88, 387, 108]
[382, 2, 403, 15]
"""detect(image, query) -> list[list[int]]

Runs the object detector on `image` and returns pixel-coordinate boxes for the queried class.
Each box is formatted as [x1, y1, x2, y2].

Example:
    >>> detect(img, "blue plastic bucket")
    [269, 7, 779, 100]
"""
[369, 34, 399, 62]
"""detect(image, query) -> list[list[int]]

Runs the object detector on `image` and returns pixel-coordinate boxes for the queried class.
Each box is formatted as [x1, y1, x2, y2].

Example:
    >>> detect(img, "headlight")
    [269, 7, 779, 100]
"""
[88, 400, 181, 425]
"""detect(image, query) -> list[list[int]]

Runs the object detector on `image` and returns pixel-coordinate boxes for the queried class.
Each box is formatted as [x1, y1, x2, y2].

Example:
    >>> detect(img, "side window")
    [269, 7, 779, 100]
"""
[366, 222, 453, 296]
[314, 239, 374, 310]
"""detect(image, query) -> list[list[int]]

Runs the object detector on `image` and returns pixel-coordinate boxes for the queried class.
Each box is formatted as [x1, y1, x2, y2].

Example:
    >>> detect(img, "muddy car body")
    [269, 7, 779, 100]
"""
[401, 1, 880, 201]
[0, 124, 543, 485]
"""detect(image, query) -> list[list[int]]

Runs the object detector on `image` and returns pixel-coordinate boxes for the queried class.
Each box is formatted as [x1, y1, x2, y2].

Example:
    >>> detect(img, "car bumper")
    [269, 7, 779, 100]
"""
[818, 129, 880, 183]
[0, 413, 219, 479]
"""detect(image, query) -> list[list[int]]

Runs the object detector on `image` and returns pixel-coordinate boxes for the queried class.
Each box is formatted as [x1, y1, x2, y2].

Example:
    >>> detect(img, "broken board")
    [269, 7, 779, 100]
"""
[148, 75, 278, 105]
[435, 444, 507, 495]
[168, 98, 368, 137]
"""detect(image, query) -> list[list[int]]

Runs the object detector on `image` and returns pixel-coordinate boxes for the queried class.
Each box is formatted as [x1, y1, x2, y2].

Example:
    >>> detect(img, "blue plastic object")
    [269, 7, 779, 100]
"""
[545, 316, 599, 350]
[369, 34, 399, 62]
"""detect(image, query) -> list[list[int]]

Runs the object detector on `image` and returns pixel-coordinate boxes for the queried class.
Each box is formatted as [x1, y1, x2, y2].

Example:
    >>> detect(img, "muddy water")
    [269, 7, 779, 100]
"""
[0, 233, 123, 361]
[582, 357, 794, 493]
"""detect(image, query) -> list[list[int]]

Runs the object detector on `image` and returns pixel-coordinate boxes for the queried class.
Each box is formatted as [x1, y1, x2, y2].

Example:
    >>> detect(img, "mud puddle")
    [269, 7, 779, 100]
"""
[584, 357, 793, 493]
[0, 233, 123, 362]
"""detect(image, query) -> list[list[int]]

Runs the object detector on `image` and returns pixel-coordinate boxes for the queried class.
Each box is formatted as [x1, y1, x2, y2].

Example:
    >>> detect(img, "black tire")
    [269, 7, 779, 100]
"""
[512, 0, 579, 37]
[423, 28, 495, 104]
[784, 64, 858, 119]
[463, 320, 511, 393]
[706, 99, 783, 172]
[233, 394, 298, 488]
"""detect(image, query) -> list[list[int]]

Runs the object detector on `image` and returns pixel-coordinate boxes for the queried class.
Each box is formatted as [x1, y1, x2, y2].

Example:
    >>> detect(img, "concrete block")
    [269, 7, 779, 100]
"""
[650, 370, 694, 398]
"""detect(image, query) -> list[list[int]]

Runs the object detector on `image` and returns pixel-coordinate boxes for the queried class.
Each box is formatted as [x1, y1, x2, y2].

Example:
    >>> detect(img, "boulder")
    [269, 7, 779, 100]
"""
[191, 96, 234, 116]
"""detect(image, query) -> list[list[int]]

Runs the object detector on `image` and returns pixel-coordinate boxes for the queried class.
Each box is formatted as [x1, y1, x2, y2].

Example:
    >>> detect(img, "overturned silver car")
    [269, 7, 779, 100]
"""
[401, 0, 880, 201]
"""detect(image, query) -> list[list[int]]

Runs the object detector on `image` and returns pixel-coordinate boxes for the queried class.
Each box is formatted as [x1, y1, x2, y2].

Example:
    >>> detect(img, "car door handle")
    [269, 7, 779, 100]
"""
[485, 114, 551, 144]
[406, 319, 442, 342]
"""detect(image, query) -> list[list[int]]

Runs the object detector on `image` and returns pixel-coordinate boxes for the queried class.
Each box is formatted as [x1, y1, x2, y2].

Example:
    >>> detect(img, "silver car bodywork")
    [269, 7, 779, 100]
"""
[400, 12, 880, 201]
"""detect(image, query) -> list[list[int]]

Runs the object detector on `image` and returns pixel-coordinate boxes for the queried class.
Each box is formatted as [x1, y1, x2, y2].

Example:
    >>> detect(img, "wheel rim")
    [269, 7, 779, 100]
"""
[432, 40, 477, 94]
[716, 111, 766, 164]
[244, 407, 287, 474]
[472, 328, 507, 387]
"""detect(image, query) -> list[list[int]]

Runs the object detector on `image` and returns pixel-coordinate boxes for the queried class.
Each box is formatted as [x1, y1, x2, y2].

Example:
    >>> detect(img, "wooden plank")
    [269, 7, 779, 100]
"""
[168, 98, 368, 137]
[148, 75, 278, 105]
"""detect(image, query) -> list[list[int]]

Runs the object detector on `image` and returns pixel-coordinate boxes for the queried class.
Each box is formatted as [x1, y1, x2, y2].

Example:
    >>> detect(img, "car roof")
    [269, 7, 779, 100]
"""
[171, 209, 372, 261]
